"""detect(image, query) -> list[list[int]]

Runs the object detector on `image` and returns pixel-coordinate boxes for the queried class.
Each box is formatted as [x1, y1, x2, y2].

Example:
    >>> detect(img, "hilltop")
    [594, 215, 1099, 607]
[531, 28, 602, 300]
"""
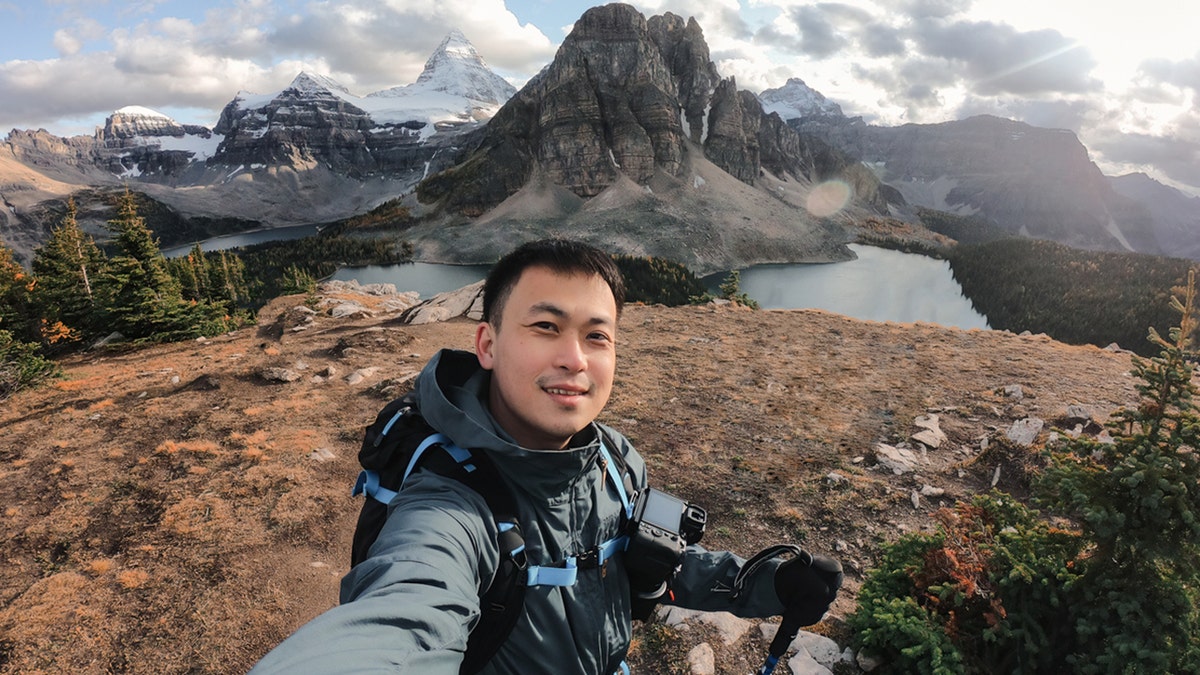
[0, 286, 1143, 673]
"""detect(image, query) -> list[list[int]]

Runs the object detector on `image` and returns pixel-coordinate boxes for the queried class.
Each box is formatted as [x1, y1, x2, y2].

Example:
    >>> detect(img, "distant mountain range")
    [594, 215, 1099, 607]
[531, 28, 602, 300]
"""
[1, 4, 1196, 270]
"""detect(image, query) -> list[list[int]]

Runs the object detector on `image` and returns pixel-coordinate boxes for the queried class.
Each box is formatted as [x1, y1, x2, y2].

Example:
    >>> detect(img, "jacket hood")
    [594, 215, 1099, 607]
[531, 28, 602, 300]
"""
[412, 349, 603, 499]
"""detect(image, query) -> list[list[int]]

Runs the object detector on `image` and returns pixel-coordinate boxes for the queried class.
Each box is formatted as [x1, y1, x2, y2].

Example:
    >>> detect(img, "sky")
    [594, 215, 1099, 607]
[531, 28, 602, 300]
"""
[1, 0, 1199, 196]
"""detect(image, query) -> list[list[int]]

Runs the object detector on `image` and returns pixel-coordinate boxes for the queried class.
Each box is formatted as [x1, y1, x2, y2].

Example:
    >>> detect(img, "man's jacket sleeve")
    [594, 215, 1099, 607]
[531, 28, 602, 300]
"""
[669, 547, 787, 618]
[249, 472, 499, 674]
[607, 428, 787, 620]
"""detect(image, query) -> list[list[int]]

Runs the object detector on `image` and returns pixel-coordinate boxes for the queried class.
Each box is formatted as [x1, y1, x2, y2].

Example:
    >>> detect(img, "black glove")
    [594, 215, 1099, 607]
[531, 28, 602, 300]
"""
[774, 552, 843, 626]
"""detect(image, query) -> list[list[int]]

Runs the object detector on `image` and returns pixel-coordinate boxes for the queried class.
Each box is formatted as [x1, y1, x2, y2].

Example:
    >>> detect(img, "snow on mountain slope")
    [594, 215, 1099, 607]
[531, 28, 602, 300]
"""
[223, 31, 516, 137]
[757, 77, 845, 120]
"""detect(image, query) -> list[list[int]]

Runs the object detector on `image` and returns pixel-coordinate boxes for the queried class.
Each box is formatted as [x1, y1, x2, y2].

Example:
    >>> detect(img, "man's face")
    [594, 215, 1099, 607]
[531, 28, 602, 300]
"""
[475, 266, 618, 450]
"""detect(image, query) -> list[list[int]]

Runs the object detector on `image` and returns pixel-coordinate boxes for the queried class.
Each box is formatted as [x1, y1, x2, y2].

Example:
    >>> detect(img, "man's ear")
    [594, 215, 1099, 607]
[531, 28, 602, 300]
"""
[475, 321, 496, 371]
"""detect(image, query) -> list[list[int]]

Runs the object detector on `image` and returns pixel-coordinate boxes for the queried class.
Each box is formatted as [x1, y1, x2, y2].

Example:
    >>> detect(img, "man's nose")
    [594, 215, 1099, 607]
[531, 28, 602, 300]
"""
[556, 336, 587, 372]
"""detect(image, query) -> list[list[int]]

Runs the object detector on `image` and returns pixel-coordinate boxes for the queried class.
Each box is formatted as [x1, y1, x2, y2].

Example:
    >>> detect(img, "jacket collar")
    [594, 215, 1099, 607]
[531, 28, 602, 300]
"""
[413, 349, 603, 499]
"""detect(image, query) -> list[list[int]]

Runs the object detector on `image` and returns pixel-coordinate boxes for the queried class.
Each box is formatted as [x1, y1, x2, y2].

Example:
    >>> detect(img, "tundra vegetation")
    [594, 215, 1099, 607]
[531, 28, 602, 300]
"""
[848, 273, 1200, 673]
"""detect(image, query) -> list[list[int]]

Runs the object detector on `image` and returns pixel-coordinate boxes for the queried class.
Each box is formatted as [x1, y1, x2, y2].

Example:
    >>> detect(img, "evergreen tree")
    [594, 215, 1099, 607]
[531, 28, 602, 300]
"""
[212, 249, 248, 306]
[1040, 270, 1200, 672]
[0, 242, 58, 397]
[31, 198, 107, 346]
[97, 190, 227, 341]
[719, 270, 759, 309]
[169, 243, 209, 302]
[0, 242, 36, 342]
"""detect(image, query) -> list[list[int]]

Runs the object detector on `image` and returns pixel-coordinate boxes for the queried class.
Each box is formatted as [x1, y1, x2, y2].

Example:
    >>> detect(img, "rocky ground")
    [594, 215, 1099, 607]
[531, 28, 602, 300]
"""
[0, 280, 1144, 674]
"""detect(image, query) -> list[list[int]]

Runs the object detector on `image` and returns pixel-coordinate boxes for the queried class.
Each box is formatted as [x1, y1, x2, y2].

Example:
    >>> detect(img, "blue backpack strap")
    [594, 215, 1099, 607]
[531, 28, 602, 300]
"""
[525, 436, 634, 587]
[402, 433, 475, 488]
[353, 469, 398, 505]
[598, 439, 633, 519]
[353, 433, 477, 505]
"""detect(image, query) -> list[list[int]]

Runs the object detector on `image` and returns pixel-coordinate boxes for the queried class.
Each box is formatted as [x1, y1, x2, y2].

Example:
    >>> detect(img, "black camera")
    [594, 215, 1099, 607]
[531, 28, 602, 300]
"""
[624, 488, 707, 619]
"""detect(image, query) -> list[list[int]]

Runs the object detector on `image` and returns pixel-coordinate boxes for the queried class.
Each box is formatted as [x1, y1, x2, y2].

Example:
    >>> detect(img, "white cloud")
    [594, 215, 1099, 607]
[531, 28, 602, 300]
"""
[0, 0, 555, 132]
[52, 29, 81, 56]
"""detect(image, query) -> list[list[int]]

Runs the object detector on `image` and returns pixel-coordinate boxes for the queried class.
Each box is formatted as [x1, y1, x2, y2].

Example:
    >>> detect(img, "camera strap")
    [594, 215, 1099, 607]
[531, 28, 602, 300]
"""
[731, 544, 810, 600]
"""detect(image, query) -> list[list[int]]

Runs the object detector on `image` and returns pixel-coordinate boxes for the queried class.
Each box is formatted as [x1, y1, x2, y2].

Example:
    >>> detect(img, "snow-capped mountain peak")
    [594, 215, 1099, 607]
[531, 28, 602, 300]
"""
[113, 105, 173, 120]
[757, 77, 844, 121]
[288, 71, 351, 96]
[403, 30, 517, 105]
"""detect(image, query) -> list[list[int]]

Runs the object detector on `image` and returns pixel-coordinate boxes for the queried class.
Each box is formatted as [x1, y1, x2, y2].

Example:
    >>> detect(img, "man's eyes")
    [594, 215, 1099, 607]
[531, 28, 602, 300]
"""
[527, 322, 612, 344]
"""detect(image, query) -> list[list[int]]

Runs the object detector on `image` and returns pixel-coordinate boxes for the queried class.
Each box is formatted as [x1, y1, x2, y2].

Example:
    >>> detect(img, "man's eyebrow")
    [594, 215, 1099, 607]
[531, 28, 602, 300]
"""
[528, 302, 567, 318]
[527, 302, 614, 326]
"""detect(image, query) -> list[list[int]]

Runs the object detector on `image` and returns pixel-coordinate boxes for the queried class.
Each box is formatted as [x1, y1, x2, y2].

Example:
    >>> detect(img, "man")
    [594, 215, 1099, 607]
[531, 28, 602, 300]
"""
[252, 239, 841, 674]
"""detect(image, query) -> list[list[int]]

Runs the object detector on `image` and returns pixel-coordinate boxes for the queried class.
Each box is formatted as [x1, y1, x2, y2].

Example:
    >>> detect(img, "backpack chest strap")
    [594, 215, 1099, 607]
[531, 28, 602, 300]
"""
[525, 535, 629, 587]
[525, 440, 632, 587]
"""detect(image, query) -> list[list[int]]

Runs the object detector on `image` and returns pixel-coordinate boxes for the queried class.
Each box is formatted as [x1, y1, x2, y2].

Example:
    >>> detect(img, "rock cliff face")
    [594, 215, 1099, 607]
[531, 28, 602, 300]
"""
[1109, 173, 1200, 259]
[5, 109, 219, 183]
[418, 3, 688, 214]
[837, 116, 1158, 252]
[98, 108, 217, 180]
[646, 13, 721, 144]
[1, 31, 517, 256]
[771, 105, 1162, 252]
[213, 73, 380, 176]
[209, 32, 515, 182]
[418, 2, 890, 219]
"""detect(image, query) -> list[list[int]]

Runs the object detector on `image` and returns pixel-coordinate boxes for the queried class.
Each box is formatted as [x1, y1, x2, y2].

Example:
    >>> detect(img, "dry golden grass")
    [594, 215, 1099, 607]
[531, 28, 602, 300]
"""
[0, 295, 1144, 674]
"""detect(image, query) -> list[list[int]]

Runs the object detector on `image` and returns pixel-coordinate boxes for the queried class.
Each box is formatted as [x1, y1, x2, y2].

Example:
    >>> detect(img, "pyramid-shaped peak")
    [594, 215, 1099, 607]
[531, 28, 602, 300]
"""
[436, 28, 475, 56]
[420, 30, 488, 77]
[758, 77, 844, 120]
[288, 71, 351, 95]
[411, 30, 516, 104]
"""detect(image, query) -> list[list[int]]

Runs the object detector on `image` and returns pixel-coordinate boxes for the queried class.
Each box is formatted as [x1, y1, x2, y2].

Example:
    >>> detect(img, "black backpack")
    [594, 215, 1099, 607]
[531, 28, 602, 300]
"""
[350, 393, 528, 675]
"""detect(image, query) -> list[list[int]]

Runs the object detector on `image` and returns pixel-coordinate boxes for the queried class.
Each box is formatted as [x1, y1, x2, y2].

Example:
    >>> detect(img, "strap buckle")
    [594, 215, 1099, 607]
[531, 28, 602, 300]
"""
[577, 547, 600, 569]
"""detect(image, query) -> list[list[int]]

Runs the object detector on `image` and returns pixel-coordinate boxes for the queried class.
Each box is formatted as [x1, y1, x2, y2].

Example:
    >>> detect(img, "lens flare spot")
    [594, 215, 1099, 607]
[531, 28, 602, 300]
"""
[806, 180, 852, 218]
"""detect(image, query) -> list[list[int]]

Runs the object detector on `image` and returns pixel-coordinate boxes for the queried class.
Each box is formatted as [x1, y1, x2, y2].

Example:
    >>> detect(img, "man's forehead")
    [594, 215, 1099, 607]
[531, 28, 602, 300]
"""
[510, 267, 617, 318]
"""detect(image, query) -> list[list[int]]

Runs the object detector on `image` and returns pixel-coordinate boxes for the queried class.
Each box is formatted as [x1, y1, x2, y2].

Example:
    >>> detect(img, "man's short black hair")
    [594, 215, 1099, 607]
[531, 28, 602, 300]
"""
[483, 238, 626, 326]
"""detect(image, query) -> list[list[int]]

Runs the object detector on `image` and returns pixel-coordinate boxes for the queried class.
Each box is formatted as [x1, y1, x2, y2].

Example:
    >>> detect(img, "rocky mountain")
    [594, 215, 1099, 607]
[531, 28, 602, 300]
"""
[0, 32, 517, 264]
[6, 2, 1191, 272]
[783, 112, 1165, 255]
[1109, 172, 1200, 259]
[409, 3, 888, 273]
[758, 77, 845, 122]
[211, 31, 515, 180]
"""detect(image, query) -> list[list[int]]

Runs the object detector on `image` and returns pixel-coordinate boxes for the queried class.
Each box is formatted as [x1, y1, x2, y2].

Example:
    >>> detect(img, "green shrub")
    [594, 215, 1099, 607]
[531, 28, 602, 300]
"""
[1038, 271, 1200, 673]
[849, 494, 1080, 674]
[0, 329, 60, 399]
[851, 274, 1200, 673]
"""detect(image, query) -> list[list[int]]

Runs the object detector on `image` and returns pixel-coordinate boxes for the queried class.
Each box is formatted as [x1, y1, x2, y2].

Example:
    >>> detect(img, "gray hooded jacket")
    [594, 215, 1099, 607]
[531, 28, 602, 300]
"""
[251, 349, 786, 674]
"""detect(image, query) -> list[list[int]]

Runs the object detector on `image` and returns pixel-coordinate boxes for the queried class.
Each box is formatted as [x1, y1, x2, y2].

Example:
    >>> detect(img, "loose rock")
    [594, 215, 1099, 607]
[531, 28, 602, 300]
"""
[874, 443, 920, 475]
[260, 367, 300, 383]
[687, 643, 714, 675]
[1006, 417, 1044, 446]
[912, 413, 948, 448]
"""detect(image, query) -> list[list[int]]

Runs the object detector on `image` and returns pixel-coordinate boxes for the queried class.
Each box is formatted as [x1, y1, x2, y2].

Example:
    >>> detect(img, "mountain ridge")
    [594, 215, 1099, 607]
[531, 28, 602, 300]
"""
[1, 3, 1196, 269]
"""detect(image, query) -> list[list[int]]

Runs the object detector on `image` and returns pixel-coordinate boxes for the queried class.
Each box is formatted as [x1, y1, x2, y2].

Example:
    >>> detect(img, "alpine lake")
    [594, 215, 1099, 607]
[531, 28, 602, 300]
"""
[329, 244, 989, 330]
[167, 229, 987, 329]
